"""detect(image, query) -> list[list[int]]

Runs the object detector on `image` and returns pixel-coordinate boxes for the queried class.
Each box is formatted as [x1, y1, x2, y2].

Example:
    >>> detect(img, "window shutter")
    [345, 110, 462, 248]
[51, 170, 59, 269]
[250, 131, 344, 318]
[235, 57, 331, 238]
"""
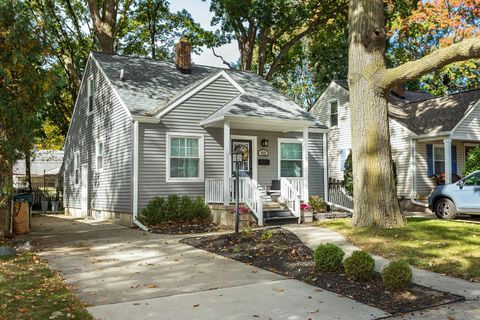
[426, 144, 433, 176]
[451, 145, 457, 175]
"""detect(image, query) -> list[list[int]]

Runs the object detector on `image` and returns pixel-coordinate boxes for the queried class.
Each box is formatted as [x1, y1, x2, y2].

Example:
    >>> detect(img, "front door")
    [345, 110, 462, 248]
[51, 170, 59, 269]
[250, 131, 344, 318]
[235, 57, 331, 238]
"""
[80, 163, 88, 217]
[231, 139, 253, 178]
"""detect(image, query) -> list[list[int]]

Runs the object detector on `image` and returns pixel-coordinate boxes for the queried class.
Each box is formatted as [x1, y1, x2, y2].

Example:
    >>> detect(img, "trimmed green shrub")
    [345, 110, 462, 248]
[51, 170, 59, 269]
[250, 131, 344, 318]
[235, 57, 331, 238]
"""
[343, 251, 375, 281]
[464, 146, 480, 175]
[313, 243, 345, 271]
[309, 195, 327, 213]
[139, 195, 211, 225]
[381, 260, 412, 291]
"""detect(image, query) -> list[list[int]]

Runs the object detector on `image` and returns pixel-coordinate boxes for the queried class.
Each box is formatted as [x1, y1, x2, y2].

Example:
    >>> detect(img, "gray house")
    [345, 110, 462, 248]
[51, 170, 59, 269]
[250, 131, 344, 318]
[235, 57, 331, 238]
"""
[63, 41, 328, 228]
[310, 79, 480, 208]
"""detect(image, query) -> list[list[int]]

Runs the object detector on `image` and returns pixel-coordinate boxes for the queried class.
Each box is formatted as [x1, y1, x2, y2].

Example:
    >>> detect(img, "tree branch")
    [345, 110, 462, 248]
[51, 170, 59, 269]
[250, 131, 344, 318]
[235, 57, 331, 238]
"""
[379, 37, 480, 88]
[211, 48, 233, 69]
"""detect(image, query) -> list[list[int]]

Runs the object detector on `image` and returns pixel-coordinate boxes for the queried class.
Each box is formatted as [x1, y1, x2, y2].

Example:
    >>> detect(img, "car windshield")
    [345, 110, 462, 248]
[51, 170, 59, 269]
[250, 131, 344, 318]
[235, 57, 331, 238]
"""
[463, 172, 480, 186]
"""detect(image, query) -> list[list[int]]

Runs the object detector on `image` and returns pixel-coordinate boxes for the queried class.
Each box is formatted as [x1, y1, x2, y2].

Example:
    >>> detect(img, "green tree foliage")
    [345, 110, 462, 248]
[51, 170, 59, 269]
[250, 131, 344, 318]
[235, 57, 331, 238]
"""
[464, 146, 480, 175]
[0, 0, 51, 191]
[388, 0, 480, 95]
[207, 0, 348, 81]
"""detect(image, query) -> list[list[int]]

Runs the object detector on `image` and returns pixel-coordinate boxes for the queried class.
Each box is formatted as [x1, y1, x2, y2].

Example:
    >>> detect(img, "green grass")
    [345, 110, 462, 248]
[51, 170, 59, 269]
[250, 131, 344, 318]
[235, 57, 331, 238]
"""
[316, 217, 480, 282]
[0, 252, 92, 320]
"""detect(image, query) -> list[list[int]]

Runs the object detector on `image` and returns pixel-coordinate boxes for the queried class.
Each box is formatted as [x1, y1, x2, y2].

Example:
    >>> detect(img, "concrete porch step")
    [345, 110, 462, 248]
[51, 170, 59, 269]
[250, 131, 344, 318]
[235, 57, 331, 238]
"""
[263, 209, 298, 226]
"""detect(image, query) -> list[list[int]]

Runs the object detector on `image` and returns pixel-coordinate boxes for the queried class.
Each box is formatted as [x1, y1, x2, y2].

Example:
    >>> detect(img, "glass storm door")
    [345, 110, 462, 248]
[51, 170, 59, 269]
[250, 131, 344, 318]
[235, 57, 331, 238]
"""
[231, 139, 253, 178]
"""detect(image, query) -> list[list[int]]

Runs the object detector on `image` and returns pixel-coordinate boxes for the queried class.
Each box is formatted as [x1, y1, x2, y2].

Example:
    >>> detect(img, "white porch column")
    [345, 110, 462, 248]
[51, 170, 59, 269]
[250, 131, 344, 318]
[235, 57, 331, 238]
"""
[444, 138, 452, 184]
[224, 121, 231, 205]
[302, 127, 309, 202]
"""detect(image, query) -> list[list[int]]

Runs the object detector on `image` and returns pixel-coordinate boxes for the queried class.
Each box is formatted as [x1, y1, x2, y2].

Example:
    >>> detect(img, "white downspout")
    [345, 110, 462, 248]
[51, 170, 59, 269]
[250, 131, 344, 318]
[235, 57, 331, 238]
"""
[410, 139, 429, 208]
[133, 120, 149, 231]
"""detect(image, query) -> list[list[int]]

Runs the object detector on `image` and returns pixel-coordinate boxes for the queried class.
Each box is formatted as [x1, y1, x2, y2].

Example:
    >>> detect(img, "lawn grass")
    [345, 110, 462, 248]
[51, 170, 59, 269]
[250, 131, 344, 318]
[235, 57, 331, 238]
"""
[0, 252, 92, 320]
[316, 217, 480, 282]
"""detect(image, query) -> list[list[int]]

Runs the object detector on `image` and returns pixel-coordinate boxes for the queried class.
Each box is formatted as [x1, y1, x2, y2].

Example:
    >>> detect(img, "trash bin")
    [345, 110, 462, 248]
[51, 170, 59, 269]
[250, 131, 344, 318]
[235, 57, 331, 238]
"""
[51, 200, 60, 212]
[41, 199, 49, 213]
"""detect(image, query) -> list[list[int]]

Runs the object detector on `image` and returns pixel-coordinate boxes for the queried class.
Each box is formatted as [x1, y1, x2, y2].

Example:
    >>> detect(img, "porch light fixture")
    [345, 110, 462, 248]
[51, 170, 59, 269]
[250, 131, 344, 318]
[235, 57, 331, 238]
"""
[261, 139, 269, 147]
[232, 148, 243, 234]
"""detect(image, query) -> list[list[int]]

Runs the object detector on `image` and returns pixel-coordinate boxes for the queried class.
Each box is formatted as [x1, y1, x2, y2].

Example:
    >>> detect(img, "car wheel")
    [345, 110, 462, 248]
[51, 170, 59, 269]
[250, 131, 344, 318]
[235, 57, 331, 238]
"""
[434, 198, 457, 220]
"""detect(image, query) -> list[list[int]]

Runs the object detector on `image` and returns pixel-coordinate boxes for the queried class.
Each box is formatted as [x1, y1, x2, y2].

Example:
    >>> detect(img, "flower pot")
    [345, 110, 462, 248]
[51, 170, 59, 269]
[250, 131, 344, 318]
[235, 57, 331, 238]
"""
[301, 210, 313, 223]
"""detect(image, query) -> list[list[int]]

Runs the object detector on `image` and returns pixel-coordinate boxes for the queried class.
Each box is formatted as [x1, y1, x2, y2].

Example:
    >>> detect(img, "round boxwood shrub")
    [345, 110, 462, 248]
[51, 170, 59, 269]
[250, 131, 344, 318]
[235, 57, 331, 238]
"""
[381, 260, 412, 291]
[313, 243, 345, 271]
[343, 251, 375, 281]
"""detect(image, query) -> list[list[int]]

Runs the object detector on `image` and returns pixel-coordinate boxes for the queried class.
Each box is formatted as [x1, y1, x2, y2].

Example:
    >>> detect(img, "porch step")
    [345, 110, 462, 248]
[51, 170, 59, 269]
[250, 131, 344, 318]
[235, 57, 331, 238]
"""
[263, 209, 298, 226]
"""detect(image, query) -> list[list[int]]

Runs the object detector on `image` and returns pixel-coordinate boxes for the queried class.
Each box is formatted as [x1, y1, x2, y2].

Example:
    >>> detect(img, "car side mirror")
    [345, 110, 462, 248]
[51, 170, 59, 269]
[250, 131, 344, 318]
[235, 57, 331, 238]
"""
[457, 180, 464, 189]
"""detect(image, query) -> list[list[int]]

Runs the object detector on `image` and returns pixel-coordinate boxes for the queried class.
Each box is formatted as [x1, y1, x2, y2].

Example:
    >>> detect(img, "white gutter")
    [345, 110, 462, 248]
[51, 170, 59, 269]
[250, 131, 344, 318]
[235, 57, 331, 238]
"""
[132, 121, 149, 231]
[409, 139, 429, 208]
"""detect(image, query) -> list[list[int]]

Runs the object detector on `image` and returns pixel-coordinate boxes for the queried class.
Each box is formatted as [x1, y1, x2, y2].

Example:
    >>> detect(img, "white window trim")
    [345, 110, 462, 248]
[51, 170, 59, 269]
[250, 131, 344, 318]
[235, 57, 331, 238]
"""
[231, 135, 257, 181]
[74, 151, 80, 186]
[278, 138, 303, 178]
[95, 140, 105, 172]
[433, 144, 445, 175]
[87, 76, 94, 116]
[327, 99, 339, 128]
[166, 132, 204, 183]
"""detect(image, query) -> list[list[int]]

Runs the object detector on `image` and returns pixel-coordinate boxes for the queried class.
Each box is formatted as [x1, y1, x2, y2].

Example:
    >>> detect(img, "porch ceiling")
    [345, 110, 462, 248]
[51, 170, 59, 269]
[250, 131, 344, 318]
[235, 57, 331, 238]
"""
[201, 115, 314, 132]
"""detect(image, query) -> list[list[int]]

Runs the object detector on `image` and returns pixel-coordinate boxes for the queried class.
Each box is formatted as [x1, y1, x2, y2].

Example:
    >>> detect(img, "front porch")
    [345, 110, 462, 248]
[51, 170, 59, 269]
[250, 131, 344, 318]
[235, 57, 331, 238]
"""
[202, 117, 313, 226]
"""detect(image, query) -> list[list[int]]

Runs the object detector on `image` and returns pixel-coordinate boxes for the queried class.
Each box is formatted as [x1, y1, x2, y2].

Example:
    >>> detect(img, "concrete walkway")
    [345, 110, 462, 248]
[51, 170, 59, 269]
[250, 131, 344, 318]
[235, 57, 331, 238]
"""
[287, 225, 480, 319]
[25, 215, 388, 320]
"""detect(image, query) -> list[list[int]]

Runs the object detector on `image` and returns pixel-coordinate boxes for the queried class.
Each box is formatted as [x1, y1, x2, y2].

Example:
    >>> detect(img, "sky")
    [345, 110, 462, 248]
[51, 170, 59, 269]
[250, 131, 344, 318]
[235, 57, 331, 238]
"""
[169, 0, 239, 68]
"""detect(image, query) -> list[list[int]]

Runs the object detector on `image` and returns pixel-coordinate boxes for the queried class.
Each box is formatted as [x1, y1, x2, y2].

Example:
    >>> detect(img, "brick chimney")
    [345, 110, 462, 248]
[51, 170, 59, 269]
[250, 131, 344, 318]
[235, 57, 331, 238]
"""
[175, 38, 192, 74]
[391, 84, 405, 99]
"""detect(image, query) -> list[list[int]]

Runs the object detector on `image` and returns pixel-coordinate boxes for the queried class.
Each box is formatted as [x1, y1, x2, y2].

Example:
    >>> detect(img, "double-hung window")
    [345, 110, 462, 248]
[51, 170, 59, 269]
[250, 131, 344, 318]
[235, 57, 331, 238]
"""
[167, 133, 204, 182]
[96, 141, 104, 171]
[329, 100, 338, 127]
[433, 145, 445, 175]
[74, 152, 80, 186]
[279, 140, 303, 177]
[87, 76, 94, 115]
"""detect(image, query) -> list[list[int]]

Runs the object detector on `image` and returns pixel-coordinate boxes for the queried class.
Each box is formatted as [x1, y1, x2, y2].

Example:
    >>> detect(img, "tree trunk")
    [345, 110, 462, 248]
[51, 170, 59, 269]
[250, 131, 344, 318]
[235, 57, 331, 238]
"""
[348, 0, 405, 227]
[87, 0, 117, 53]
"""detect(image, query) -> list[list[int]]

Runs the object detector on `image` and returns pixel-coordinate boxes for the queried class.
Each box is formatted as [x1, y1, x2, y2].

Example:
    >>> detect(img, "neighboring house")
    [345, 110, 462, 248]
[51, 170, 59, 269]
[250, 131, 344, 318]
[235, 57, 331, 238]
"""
[63, 40, 328, 227]
[13, 150, 64, 191]
[310, 79, 480, 206]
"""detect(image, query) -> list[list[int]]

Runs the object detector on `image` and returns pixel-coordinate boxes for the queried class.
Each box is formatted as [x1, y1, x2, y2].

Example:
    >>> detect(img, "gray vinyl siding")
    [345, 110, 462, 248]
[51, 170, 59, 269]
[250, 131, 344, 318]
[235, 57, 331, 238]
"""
[308, 133, 325, 197]
[138, 76, 240, 209]
[310, 82, 350, 181]
[64, 55, 133, 213]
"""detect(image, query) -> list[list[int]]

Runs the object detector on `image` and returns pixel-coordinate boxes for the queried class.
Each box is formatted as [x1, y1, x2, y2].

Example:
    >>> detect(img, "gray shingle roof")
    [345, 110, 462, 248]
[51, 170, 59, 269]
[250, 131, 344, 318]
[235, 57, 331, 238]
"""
[92, 52, 321, 126]
[331, 79, 480, 135]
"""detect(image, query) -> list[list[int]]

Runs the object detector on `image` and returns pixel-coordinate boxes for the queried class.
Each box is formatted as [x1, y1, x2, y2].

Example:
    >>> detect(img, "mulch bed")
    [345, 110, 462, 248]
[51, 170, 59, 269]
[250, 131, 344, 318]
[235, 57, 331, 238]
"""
[181, 228, 463, 315]
[148, 222, 233, 235]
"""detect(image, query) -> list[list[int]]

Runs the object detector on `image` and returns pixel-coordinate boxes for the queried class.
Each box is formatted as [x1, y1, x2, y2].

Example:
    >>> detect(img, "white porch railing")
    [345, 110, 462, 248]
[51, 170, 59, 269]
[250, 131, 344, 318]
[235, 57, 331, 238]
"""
[205, 177, 264, 225]
[281, 178, 301, 222]
[287, 177, 306, 201]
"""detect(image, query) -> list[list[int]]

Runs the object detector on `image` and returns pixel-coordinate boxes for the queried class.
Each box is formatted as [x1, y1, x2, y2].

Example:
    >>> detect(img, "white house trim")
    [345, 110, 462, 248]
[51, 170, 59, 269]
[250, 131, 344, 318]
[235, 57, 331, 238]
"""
[323, 133, 329, 201]
[165, 132, 205, 183]
[156, 71, 244, 118]
[231, 135, 258, 182]
[302, 127, 309, 201]
[443, 139, 452, 184]
[223, 121, 231, 205]
[90, 54, 133, 121]
[132, 121, 148, 231]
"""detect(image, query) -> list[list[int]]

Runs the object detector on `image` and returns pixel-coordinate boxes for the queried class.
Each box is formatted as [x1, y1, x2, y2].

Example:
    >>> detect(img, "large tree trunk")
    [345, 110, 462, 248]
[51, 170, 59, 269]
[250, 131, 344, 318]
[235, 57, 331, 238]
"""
[87, 0, 117, 53]
[348, 0, 405, 227]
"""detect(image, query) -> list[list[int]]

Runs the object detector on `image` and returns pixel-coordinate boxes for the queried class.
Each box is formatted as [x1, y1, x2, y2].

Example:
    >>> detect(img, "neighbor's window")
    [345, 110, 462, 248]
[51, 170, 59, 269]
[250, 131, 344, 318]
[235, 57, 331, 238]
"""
[168, 134, 204, 181]
[74, 152, 80, 185]
[96, 142, 104, 171]
[329, 100, 338, 127]
[433, 145, 445, 175]
[280, 141, 303, 177]
[87, 76, 94, 114]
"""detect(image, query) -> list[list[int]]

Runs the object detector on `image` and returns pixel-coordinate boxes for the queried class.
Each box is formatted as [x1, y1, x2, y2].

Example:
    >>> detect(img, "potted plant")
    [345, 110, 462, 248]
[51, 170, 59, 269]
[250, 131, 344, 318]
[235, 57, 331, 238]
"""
[300, 203, 313, 223]
[232, 205, 253, 227]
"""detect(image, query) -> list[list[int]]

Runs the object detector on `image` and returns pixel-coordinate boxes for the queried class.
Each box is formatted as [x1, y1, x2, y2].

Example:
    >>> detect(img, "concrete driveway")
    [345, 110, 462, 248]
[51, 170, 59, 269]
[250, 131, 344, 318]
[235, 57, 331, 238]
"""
[25, 215, 388, 320]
